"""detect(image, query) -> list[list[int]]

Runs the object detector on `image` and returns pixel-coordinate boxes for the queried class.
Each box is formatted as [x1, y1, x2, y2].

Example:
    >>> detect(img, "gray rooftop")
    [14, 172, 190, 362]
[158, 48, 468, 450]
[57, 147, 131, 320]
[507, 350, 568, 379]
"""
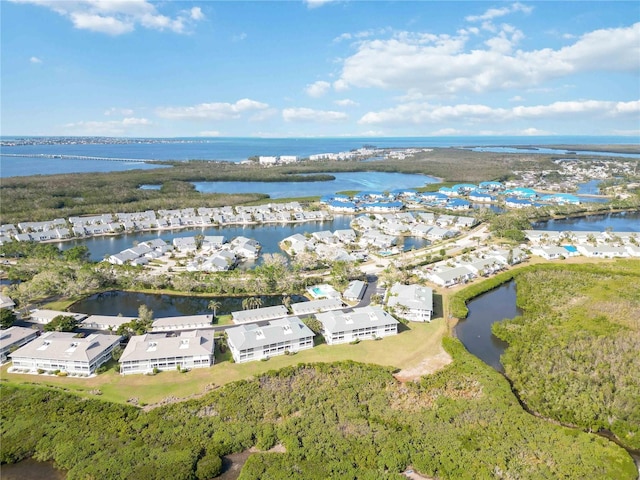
[291, 298, 344, 316]
[80, 315, 136, 329]
[316, 306, 398, 333]
[388, 283, 433, 312]
[151, 315, 213, 330]
[29, 310, 87, 322]
[343, 280, 366, 300]
[119, 330, 215, 363]
[231, 305, 288, 324]
[226, 317, 313, 350]
[0, 326, 37, 351]
[10, 332, 121, 363]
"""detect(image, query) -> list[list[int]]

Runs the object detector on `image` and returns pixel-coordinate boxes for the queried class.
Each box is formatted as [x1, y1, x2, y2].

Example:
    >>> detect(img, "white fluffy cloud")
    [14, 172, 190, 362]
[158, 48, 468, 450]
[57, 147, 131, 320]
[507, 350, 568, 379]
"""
[282, 107, 348, 123]
[104, 107, 134, 116]
[336, 23, 640, 95]
[334, 99, 358, 107]
[156, 99, 270, 120]
[465, 2, 533, 23]
[10, 0, 205, 35]
[29, 56, 42, 64]
[304, 0, 337, 9]
[359, 99, 640, 126]
[305, 80, 331, 98]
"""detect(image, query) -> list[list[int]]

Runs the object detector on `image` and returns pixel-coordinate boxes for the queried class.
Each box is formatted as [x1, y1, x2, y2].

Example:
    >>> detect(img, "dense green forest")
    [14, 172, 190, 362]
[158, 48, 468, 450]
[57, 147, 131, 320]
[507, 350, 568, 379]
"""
[1, 339, 635, 479]
[492, 262, 640, 451]
[0, 149, 556, 223]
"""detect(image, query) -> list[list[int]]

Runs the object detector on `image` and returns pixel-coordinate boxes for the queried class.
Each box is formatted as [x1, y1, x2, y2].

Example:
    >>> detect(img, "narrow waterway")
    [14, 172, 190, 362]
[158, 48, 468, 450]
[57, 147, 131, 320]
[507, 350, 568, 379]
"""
[453, 281, 519, 372]
[454, 279, 640, 475]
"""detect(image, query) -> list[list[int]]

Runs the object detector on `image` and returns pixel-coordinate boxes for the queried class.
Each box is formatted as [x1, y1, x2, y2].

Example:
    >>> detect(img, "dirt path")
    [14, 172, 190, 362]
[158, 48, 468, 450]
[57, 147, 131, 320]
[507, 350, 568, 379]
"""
[393, 347, 452, 382]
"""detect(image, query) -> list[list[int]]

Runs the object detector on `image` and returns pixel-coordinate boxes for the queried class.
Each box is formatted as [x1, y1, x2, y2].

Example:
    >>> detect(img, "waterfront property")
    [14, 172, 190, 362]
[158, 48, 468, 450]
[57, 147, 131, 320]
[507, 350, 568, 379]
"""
[80, 315, 136, 330]
[226, 317, 315, 363]
[316, 306, 399, 345]
[10, 332, 121, 375]
[150, 315, 214, 332]
[290, 298, 344, 317]
[0, 326, 38, 363]
[387, 283, 433, 322]
[231, 305, 289, 324]
[119, 330, 215, 375]
[28, 309, 87, 325]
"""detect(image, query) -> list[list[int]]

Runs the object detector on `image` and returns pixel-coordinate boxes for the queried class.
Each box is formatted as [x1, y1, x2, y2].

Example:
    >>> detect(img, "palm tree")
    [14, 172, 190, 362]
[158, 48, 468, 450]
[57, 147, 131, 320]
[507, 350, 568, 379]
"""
[282, 295, 292, 312]
[208, 300, 221, 323]
[242, 296, 263, 310]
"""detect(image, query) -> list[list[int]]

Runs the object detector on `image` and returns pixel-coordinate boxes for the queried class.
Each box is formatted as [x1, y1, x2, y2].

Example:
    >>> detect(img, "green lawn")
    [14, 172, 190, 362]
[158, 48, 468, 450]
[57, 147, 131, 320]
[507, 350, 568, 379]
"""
[1, 319, 447, 405]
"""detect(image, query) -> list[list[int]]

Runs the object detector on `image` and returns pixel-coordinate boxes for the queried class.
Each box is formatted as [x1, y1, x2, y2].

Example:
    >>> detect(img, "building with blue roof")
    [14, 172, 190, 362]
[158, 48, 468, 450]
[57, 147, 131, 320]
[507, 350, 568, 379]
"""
[504, 187, 537, 198]
[468, 191, 495, 202]
[452, 183, 477, 194]
[420, 192, 448, 202]
[362, 201, 403, 212]
[438, 186, 457, 197]
[446, 199, 471, 210]
[327, 201, 358, 213]
[505, 197, 533, 208]
[479, 181, 504, 191]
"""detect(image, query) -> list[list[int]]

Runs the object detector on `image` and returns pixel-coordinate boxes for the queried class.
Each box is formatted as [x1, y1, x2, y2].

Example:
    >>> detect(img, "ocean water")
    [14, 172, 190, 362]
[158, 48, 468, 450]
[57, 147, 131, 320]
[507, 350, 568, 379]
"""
[1, 135, 637, 177]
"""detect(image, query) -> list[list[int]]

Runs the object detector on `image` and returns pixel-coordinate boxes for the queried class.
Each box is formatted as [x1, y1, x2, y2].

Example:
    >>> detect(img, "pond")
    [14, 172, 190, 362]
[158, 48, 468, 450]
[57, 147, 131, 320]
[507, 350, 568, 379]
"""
[69, 291, 307, 318]
[190, 171, 438, 199]
[454, 281, 520, 372]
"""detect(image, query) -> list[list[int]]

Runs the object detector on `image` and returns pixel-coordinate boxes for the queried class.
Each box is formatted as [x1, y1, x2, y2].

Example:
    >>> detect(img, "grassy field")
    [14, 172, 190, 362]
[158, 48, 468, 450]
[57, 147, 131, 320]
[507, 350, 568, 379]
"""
[0, 318, 447, 405]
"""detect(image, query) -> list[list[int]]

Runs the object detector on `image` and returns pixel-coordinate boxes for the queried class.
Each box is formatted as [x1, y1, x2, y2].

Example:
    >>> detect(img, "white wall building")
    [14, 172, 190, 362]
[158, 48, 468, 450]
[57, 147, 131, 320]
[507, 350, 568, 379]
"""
[1, 326, 38, 363]
[387, 283, 433, 322]
[119, 330, 215, 375]
[28, 309, 87, 325]
[10, 332, 121, 375]
[316, 306, 399, 345]
[226, 317, 314, 363]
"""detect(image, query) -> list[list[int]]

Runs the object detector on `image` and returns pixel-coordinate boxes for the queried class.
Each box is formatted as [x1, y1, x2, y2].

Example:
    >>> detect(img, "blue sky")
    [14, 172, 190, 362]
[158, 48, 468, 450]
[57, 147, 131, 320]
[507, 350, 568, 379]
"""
[1, 0, 639, 137]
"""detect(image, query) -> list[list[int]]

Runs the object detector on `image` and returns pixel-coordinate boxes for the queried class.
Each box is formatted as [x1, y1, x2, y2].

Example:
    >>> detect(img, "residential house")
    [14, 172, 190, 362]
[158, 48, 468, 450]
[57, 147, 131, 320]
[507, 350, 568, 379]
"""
[343, 280, 367, 302]
[387, 283, 433, 322]
[151, 315, 214, 332]
[28, 309, 87, 325]
[231, 305, 289, 324]
[0, 294, 16, 310]
[1, 326, 38, 363]
[10, 332, 121, 375]
[425, 266, 475, 287]
[316, 306, 399, 345]
[119, 330, 215, 375]
[290, 298, 344, 317]
[80, 315, 136, 331]
[226, 317, 315, 363]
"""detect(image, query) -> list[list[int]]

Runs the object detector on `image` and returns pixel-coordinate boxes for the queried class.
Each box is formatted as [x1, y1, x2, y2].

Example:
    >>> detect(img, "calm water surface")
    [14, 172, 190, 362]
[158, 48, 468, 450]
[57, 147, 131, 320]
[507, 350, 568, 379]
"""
[533, 211, 640, 232]
[192, 172, 438, 198]
[454, 281, 520, 372]
[70, 291, 306, 318]
[57, 215, 430, 262]
[2, 135, 634, 177]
